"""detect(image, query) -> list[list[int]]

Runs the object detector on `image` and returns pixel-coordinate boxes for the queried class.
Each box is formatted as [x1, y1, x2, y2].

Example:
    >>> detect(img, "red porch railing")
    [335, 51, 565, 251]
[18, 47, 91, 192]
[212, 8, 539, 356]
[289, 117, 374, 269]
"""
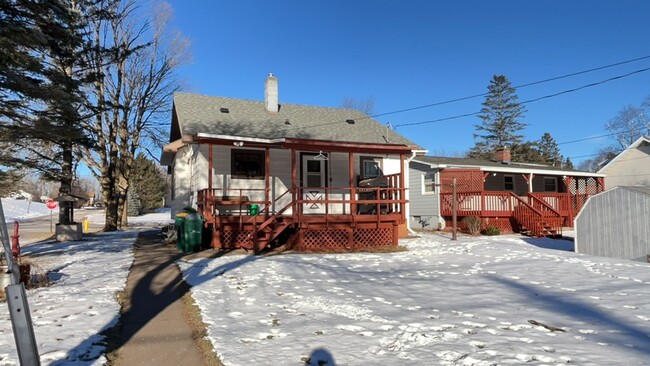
[195, 173, 407, 251]
[440, 191, 564, 236]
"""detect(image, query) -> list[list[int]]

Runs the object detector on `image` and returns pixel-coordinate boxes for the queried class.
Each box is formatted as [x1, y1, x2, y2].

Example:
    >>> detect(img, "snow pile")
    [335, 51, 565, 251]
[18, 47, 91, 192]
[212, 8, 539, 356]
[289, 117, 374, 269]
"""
[179, 233, 650, 365]
[0, 231, 137, 365]
[1, 198, 57, 222]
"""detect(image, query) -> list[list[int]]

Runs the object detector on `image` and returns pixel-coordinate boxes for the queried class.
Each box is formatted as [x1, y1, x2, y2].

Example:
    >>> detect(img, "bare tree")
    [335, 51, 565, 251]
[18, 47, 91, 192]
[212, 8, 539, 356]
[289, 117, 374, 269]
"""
[340, 96, 376, 116]
[605, 105, 649, 149]
[80, 0, 188, 230]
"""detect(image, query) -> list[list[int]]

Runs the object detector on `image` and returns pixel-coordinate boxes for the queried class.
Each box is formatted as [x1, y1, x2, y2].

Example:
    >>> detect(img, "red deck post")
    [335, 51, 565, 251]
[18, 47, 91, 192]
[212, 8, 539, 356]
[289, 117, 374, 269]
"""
[349, 152, 356, 218]
[265, 147, 270, 220]
[399, 154, 405, 224]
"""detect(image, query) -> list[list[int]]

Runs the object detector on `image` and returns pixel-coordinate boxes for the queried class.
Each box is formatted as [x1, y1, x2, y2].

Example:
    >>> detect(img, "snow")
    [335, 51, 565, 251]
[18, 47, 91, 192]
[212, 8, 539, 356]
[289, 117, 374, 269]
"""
[0, 201, 173, 366]
[0, 231, 137, 365]
[178, 233, 650, 366]
[2, 196, 649, 366]
[1, 198, 57, 222]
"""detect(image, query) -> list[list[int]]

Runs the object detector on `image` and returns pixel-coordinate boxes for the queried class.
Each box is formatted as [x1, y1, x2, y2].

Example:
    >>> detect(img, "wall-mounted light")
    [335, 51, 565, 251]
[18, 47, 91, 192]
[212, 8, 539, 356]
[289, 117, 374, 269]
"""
[233, 141, 244, 147]
[492, 172, 497, 176]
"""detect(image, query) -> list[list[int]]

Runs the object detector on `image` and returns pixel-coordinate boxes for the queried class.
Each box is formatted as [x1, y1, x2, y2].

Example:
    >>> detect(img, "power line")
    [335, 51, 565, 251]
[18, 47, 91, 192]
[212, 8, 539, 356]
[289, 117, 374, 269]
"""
[557, 126, 649, 145]
[395, 66, 650, 128]
[372, 54, 650, 119]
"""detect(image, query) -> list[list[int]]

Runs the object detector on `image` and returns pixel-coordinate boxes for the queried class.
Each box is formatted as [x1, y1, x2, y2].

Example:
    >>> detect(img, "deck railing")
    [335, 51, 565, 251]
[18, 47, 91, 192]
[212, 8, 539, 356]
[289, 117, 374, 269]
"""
[196, 180, 406, 224]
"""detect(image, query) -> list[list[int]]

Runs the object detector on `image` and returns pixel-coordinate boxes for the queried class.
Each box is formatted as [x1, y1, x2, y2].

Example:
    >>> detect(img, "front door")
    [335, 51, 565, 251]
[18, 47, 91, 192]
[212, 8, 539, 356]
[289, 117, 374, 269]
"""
[301, 153, 327, 214]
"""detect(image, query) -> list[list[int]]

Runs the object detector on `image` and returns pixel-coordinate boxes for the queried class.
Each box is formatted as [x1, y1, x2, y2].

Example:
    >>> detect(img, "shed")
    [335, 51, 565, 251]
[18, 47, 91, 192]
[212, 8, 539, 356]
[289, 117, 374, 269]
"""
[575, 186, 650, 261]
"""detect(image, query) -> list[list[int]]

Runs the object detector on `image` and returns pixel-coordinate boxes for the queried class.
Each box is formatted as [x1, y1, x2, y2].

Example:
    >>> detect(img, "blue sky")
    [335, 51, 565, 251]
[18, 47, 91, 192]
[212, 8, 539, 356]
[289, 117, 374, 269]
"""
[165, 0, 650, 165]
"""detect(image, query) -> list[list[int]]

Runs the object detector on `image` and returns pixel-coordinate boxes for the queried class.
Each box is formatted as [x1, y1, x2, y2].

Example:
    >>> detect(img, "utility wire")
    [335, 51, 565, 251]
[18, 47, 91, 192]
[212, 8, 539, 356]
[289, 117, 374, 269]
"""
[395, 66, 650, 128]
[372, 54, 650, 119]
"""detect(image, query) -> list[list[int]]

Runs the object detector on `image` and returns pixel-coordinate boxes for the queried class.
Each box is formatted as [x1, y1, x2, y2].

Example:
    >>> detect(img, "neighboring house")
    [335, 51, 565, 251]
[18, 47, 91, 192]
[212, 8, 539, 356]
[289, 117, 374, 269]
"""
[409, 148, 606, 236]
[598, 136, 650, 188]
[161, 74, 423, 253]
[575, 186, 650, 262]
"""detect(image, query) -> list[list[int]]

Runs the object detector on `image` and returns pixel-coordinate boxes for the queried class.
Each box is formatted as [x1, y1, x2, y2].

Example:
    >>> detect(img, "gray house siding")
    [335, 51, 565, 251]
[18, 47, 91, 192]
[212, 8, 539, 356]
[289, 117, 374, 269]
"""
[408, 161, 440, 230]
[575, 187, 650, 261]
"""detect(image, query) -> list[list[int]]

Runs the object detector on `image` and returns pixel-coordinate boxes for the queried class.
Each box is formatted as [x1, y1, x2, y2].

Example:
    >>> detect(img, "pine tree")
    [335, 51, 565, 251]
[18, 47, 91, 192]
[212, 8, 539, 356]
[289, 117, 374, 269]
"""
[0, 0, 93, 224]
[563, 157, 574, 170]
[127, 189, 143, 216]
[537, 132, 562, 166]
[469, 75, 527, 160]
[129, 154, 167, 213]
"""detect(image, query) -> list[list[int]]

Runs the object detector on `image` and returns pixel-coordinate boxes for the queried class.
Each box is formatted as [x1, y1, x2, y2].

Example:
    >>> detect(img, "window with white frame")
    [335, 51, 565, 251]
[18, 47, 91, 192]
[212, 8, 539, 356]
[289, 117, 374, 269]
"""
[422, 172, 435, 194]
[543, 177, 557, 192]
[360, 156, 381, 179]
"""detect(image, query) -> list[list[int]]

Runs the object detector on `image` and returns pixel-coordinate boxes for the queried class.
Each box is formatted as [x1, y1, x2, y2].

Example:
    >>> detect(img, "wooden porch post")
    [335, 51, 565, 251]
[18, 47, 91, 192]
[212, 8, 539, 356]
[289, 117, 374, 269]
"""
[521, 173, 533, 193]
[399, 154, 406, 224]
[563, 176, 574, 227]
[349, 152, 356, 217]
[265, 147, 270, 220]
[208, 143, 213, 192]
[597, 177, 605, 192]
[291, 148, 297, 221]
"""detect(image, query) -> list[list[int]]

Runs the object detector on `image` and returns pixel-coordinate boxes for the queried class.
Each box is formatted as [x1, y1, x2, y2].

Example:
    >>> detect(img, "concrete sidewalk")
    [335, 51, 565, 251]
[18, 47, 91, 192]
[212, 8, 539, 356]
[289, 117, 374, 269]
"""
[109, 230, 220, 366]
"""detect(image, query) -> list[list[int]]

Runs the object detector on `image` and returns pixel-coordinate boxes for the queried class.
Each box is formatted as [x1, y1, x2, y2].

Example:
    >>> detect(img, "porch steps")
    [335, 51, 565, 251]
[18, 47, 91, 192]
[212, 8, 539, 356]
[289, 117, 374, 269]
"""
[246, 217, 291, 253]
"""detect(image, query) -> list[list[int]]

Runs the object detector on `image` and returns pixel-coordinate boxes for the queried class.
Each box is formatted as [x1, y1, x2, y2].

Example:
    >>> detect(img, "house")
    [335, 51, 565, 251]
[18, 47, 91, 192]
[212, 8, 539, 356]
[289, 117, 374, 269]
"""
[575, 186, 650, 262]
[409, 148, 606, 236]
[597, 136, 650, 188]
[161, 74, 424, 253]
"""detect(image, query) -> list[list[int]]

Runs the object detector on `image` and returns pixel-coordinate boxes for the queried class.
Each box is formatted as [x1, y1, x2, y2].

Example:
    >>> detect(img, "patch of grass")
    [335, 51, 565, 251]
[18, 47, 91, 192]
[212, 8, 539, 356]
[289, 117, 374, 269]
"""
[181, 291, 224, 366]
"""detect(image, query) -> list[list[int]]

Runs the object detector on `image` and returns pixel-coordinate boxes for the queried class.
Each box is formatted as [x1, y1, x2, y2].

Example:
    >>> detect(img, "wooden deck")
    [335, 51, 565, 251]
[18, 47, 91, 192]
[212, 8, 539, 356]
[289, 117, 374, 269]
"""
[197, 182, 406, 253]
[439, 191, 587, 236]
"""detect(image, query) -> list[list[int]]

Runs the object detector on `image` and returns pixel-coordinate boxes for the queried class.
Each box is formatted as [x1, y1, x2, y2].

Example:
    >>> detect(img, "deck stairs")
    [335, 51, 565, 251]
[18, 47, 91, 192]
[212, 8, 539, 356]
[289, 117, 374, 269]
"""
[512, 193, 563, 237]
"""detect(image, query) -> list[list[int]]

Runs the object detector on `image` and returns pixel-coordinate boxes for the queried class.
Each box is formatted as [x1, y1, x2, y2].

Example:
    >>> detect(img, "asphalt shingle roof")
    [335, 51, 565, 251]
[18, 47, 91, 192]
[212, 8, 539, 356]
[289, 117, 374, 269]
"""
[173, 92, 419, 147]
[415, 155, 593, 174]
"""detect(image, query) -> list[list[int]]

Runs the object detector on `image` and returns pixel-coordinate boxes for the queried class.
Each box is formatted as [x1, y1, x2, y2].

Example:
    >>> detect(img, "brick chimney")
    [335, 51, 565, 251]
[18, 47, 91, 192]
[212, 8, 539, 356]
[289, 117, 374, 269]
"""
[495, 147, 511, 163]
[264, 73, 278, 114]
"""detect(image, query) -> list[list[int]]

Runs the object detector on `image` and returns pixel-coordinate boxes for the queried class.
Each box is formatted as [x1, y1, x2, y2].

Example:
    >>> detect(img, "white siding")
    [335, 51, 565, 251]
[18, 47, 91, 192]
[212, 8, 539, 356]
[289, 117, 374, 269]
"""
[600, 144, 650, 187]
[170, 145, 409, 218]
[575, 187, 650, 262]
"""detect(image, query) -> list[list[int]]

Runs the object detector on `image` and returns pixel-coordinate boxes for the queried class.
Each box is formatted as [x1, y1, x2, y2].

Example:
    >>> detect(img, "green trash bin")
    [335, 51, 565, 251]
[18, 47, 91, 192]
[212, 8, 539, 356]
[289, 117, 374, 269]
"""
[174, 212, 188, 252]
[184, 212, 203, 253]
[249, 204, 259, 216]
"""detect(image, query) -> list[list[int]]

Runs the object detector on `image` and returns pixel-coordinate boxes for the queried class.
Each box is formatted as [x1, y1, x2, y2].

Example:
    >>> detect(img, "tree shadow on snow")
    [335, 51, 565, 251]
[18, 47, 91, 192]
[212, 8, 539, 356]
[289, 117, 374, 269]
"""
[519, 236, 575, 252]
[49, 229, 265, 365]
[486, 275, 650, 357]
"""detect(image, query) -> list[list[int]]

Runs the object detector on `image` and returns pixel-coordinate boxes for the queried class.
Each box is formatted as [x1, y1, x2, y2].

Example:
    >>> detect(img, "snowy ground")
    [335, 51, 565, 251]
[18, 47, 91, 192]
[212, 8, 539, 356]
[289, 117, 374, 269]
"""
[0, 231, 137, 365]
[178, 233, 650, 366]
[1, 198, 57, 222]
[3, 197, 649, 365]
[0, 199, 172, 365]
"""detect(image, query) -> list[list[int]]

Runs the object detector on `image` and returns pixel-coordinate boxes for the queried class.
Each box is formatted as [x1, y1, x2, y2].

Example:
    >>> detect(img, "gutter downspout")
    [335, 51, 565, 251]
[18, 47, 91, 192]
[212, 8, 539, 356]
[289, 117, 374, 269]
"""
[405, 150, 428, 235]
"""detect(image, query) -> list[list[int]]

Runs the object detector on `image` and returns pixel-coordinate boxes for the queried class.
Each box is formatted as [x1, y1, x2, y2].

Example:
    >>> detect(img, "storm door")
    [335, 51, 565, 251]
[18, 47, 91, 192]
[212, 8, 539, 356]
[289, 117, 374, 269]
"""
[301, 153, 327, 214]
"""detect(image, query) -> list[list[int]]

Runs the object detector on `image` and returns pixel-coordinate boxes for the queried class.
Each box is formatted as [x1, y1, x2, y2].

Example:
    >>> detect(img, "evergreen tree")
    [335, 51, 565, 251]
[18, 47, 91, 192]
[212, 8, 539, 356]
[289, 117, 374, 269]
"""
[510, 142, 544, 164]
[127, 189, 142, 216]
[0, 0, 94, 224]
[537, 132, 562, 166]
[469, 75, 527, 160]
[563, 157, 574, 170]
[129, 154, 167, 213]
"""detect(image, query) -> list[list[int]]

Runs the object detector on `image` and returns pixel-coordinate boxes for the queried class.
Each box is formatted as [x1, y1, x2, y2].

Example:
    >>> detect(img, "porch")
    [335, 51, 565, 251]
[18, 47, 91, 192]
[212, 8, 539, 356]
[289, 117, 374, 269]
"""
[197, 179, 406, 253]
[439, 169, 604, 236]
[190, 136, 411, 253]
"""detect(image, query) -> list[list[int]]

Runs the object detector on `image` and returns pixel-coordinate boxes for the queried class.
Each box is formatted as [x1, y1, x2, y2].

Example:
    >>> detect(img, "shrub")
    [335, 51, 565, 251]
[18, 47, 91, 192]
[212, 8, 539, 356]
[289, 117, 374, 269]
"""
[462, 216, 482, 235]
[483, 226, 500, 236]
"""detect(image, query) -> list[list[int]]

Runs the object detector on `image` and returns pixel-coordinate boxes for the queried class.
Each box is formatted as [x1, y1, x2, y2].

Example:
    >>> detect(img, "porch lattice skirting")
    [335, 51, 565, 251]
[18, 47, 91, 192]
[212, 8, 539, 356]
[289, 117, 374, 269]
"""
[212, 224, 398, 252]
[295, 225, 396, 252]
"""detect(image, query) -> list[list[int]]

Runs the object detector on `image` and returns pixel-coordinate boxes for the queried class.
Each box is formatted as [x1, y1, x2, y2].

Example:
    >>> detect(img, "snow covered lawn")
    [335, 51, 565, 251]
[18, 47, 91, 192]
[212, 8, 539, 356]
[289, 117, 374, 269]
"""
[179, 233, 650, 366]
[0, 231, 137, 365]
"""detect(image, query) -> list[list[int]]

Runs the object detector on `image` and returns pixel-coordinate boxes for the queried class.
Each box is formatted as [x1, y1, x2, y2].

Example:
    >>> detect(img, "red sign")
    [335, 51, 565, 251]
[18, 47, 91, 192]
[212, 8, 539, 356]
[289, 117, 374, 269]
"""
[46, 199, 58, 210]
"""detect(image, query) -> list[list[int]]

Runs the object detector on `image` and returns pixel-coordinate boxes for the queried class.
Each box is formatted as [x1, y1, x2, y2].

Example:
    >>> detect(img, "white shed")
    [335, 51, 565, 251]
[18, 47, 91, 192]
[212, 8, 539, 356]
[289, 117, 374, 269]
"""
[575, 186, 650, 262]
